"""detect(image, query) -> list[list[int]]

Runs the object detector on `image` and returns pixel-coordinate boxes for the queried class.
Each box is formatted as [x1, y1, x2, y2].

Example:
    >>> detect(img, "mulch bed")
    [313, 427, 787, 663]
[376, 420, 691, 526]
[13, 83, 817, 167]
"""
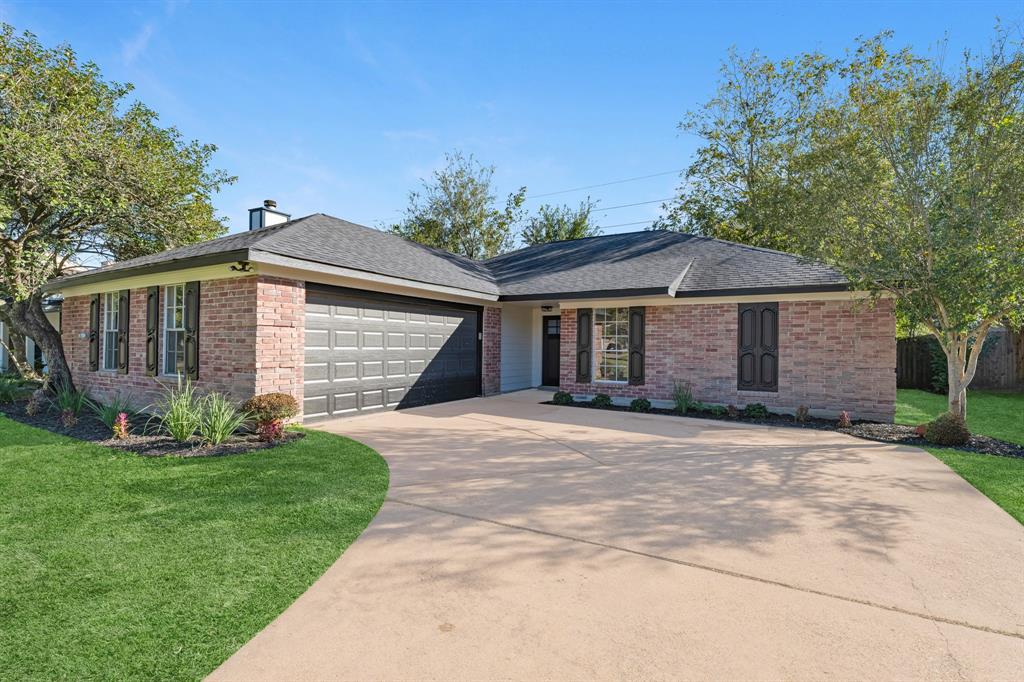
[0, 400, 303, 457]
[544, 400, 1024, 459]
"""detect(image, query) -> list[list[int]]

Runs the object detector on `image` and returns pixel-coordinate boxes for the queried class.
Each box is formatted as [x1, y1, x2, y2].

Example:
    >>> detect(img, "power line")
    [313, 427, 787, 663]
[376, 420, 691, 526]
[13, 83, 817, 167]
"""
[594, 219, 658, 230]
[597, 197, 673, 211]
[526, 169, 684, 199]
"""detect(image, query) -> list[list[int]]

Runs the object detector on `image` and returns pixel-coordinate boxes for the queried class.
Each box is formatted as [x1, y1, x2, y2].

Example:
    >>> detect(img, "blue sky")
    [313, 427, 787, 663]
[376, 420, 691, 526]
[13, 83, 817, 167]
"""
[2, 1, 1019, 239]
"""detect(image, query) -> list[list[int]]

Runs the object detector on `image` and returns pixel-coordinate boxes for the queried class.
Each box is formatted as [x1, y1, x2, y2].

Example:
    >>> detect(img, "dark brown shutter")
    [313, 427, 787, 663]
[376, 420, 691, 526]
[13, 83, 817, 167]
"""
[737, 302, 778, 391]
[575, 308, 592, 384]
[146, 286, 160, 376]
[116, 290, 130, 374]
[628, 306, 645, 385]
[183, 281, 200, 380]
[88, 294, 100, 371]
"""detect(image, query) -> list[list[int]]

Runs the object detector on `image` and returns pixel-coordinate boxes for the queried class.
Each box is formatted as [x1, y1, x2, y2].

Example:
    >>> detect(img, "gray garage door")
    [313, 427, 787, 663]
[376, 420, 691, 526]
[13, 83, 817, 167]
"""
[303, 286, 481, 420]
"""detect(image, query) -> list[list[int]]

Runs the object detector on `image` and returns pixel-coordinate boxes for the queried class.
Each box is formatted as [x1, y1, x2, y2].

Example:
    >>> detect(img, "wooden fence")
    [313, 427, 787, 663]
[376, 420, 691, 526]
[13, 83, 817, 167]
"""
[897, 328, 1023, 392]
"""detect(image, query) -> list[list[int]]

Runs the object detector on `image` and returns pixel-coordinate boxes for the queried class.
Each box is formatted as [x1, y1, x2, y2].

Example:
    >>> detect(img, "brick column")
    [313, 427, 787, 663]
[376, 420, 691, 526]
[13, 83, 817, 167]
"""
[482, 306, 501, 396]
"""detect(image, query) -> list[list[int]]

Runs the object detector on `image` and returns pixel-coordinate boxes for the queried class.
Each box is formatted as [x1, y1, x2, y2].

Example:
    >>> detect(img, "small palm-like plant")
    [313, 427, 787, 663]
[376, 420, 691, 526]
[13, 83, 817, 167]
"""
[198, 393, 249, 446]
[153, 378, 204, 443]
[91, 393, 139, 430]
[50, 385, 89, 417]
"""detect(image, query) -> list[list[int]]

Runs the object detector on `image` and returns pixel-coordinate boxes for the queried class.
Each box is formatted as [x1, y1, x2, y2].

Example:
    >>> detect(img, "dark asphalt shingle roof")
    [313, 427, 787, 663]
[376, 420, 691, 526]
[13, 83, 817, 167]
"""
[47, 214, 846, 298]
[485, 230, 846, 297]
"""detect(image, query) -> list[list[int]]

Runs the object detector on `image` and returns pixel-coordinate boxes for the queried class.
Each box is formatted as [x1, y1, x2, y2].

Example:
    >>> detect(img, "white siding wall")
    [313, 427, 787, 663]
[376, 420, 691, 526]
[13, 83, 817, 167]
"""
[500, 305, 535, 392]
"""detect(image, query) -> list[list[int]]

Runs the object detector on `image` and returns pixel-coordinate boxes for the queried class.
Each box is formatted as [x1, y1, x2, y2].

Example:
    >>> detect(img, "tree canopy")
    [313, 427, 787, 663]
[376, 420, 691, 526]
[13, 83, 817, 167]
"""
[0, 25, 234, 389]
[520, 198, 601, 246]
[389, 151, 526, 260]
[661, 28, 1024, 417]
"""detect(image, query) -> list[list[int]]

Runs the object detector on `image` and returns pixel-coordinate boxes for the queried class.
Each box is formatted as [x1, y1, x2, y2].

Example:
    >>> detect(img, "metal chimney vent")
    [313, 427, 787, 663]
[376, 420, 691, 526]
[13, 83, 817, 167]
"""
[248, 199, 290, 231]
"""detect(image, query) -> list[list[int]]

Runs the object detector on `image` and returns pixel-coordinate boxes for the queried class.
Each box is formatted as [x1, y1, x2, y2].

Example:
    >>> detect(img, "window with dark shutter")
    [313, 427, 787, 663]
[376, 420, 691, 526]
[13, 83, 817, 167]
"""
[145, 286, 159, 376]
[117, 290, 130, 374]
[183, 281, 200, 380]
[737, 302, 778, 391]
[575, 308, 592, 383]
[88, 294, 100, 371]
[628, 306, 645, 385]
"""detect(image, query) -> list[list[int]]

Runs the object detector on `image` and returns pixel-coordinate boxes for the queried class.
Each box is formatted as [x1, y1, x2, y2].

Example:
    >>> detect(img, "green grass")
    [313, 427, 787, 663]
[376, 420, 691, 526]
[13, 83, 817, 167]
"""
[896, 389, 1024, 524]
[0, 416, 389, 681]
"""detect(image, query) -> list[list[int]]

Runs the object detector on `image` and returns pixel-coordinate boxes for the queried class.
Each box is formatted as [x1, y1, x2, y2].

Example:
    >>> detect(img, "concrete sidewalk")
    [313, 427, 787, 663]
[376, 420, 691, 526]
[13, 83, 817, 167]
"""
[211, 391, 1024, 681]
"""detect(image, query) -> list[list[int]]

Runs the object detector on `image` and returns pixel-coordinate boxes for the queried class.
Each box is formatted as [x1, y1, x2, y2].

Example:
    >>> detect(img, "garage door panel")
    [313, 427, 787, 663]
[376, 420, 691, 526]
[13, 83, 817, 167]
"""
[303, 287, 481, 421]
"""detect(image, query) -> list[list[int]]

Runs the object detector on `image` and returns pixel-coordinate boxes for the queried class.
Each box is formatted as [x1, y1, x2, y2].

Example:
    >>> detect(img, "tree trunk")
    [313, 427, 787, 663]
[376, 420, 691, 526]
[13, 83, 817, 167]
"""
[1011, 324, 1024, 386]
[947, 364, 967, 420]
[6, 292, 75, 393]
[0, 307, 32, 377]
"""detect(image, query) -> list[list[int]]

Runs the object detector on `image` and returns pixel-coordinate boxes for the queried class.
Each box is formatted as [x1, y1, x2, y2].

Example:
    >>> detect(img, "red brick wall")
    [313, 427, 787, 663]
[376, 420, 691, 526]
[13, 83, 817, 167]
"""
[63, 275, 305, 411]
[482, 306, 501, 396]
[559, 299, 896, 422]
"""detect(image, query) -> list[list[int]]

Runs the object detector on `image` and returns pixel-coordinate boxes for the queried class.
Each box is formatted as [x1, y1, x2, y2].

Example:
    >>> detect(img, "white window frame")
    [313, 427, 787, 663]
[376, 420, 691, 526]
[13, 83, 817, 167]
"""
[593, 307, 629, 384]
[162, 284, 186, 377]
[102, 292, 119, 371]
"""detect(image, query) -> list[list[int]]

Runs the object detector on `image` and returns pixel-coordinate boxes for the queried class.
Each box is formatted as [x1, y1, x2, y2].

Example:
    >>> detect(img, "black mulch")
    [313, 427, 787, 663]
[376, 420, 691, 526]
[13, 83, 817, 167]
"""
[544, 400, 1024, 459]
[0, 400, 303, 457]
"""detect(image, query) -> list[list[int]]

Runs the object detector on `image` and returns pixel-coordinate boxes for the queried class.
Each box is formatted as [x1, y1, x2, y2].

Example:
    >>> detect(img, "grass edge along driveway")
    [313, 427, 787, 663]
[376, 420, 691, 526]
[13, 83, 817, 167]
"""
[0, 416, 389, 681]
[896, 389, 1024, 524]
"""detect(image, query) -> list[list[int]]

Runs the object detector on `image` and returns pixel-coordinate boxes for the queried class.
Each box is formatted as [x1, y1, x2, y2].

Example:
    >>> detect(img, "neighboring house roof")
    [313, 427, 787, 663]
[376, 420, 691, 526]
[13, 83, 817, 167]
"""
[45, 213, 847, 300]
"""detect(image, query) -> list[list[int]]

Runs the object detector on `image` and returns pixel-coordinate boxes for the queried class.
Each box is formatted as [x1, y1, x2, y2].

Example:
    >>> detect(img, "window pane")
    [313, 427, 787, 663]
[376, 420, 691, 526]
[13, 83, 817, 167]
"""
[593, 307, 630, 382]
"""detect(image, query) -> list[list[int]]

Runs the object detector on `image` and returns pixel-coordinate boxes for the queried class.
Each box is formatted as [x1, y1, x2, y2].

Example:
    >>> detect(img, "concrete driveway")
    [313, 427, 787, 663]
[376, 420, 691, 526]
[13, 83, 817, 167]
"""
[212, 390, 1024, 681]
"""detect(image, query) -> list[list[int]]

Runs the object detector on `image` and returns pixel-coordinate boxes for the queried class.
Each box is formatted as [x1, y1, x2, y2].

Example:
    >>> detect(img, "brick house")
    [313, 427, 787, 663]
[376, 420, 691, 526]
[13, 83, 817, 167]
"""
[44, 203, 896, 422]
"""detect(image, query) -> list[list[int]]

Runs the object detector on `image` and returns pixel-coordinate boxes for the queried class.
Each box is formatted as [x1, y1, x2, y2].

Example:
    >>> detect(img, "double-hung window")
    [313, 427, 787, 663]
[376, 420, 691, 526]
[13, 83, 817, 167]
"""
[102, 292, 119, 370]
[163, 284, 186, 375]
[594, 307, 629, 383]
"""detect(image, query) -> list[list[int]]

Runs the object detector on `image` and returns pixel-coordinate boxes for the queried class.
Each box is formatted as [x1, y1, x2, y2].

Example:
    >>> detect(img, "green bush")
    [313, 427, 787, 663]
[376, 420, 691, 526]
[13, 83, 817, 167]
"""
[153, 379, 203, 443]
[0, 375, 24, 403]
[591, 393, 613, 409]
[91, 393, 138, 429]
[629, 397, 651, 413]
[743, 403, 769, 419]
[50, 385, 89, 417]
[709, 405, 727, 417]
[924, 411, 971, 446]
[552, 391, 573, 405]
[690, 401, 707, 412]
[241, 392, 299, 427]
[199, 393, 249, 446]
[671, 380, 696, 413]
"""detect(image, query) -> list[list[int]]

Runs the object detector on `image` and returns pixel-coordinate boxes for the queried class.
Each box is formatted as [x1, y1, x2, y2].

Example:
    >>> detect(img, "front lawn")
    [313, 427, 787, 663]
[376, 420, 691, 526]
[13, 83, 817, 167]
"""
[896, 389, 1024, 524]
[0, 416, 389, 681]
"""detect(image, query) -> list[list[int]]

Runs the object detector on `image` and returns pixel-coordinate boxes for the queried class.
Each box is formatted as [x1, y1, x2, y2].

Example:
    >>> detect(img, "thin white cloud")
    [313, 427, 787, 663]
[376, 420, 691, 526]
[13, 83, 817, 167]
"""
[122, 22, 155, 65]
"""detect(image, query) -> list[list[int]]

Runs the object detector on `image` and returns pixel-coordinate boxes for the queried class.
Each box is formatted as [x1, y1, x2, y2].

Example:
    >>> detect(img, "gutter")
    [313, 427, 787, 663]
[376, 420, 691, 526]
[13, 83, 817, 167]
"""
[41, 249, 250, 292]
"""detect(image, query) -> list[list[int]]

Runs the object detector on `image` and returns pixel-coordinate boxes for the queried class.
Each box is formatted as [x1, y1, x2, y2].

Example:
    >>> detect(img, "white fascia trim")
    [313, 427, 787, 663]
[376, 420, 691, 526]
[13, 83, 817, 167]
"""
[248, 250, 500, 304]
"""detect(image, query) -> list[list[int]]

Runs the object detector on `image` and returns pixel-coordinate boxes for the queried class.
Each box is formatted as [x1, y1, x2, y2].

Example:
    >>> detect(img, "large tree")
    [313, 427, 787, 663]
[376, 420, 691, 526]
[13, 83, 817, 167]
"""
[792, 32, 1024, 418]
[521, 198, 601, 246]
[654, 48, 835, 251]
[390, 151, 526, 259]
[0, 26, 233, 390]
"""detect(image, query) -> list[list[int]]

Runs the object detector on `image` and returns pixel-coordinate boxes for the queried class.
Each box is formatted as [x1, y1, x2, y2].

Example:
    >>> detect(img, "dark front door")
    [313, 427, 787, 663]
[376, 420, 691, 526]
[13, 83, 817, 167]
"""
[542, 315, 561, 386]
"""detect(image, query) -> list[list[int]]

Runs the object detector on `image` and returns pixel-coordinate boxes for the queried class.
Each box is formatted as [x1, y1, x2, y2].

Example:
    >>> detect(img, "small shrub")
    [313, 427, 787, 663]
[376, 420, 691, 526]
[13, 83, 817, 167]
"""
[690, 401, 707, 413]
[60, 408, 78, 429]
[198, 393, 249, 446]
[25, 388, 47, 416]
[795, 405, 810, 423]
[914, 423, 928, 437]
[837, 410, 852, 428]
[0, 375, 26, 403]
[552, 391, 573, 406]
[257, 419, 285, 442]
[112, 412, 130, 440]
[629, 397, 651, 413]
[924, 412, 970, 446]
[743, 403, 769, 419]
[671, 380, 696, 413]
[726, 404, 739, 418]
[153, 378, 204, 443]
[591, 393, 613, 409]
[241, 392, 299, 427]
[709, 405, 727, 417]
[51, 385, 89, 417]
[91, 393, 137, 430]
